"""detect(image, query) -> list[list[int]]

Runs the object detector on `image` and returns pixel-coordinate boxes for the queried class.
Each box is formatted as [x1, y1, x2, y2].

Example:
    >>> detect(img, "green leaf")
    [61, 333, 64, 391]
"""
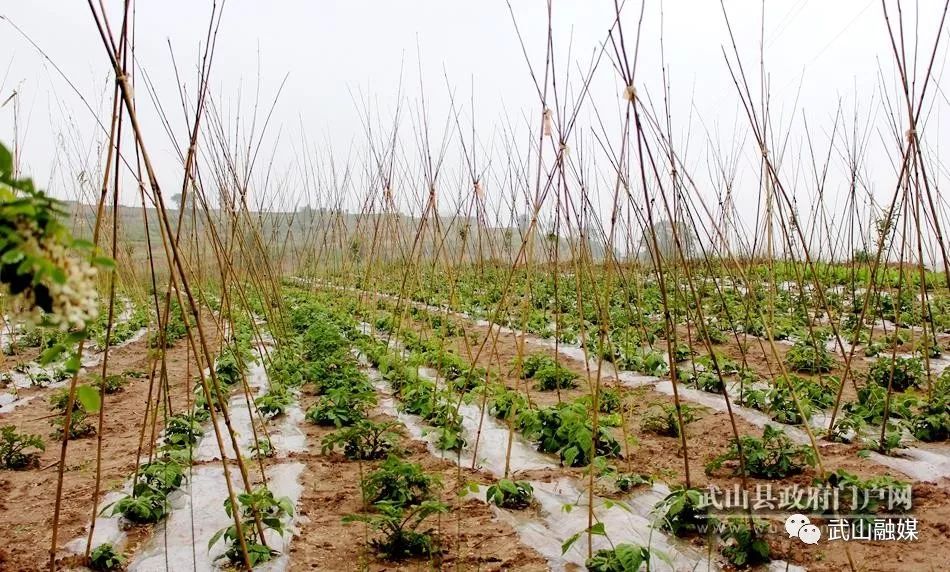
[39, 345, 66, 365]
[65, 330, 87, 344]
[589, 522, 606, 536]
[561, 531, 581, 555]
[92, 256, 116, 269]
[208, 527, 225, 550]
[1, 249, 23, 264]
[0, 143, 12, 176]
[562, 445, 579, 466]
[499, 479, 518, 495]
[278, 497, 295, 516]
[49, 266, 67, 285]
[76, 385, 101, 413]
[64, 353, 81, 374]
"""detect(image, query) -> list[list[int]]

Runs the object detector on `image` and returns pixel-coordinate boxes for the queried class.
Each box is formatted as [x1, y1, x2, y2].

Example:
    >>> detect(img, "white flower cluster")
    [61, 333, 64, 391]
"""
[9, 222, 99, 331]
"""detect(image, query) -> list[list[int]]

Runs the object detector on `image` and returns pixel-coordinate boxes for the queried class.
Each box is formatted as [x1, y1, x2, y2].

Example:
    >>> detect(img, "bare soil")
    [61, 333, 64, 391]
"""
[288, 406, 548, 571]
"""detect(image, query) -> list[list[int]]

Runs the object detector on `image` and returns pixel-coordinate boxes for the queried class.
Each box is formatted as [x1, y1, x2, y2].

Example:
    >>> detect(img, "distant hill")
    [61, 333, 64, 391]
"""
[61, 201, 600, 282]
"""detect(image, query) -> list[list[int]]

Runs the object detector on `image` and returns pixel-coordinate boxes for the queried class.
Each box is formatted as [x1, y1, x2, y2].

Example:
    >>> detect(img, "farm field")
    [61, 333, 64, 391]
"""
[1, 2, 950, 572]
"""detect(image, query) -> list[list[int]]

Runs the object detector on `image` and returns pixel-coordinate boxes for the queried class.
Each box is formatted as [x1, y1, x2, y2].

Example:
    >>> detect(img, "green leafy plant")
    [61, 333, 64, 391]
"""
[692, 370, 725, 393]
[619, 347, 669, 376]
[694, 353, 739, 376]
[301, 315, 349, 359]
[391, 371, 466, 451]
[49, 387, 97, 439]
[0, 425, 45, 469]
[533, 361, 579, 390]
[672, 343, 692, 363]
[109, 488, 170, 524]
[817, 470, 909, 516]
[911, 397, 950, 442]
[266, 345, 306, 387]
[88, 542, 126, 571]
[255, 385, 294, 418]
[720, 518, 771, 568]
[161, 414, 203, 450]
[105, 457, 186, 525]
[485, 479, 534, 509]
[343, 500, 449, 560]
[861, 421, 907, 455]
[641, 404, 696, 438]
[381, 361, 425, 396]
[585, 543, 651, 571]
[489, 384, 530, 421]
[91, 302, 149, 349]
[737, 386, 768, 410]
[525, 401, 621, 467]
[765, 383, 811, 425]
[652, 487, 711, 536]
[138, 458, 185, 493]
[598, 388, 623, 413]
[30, 370, 53, 387]
[701, 323, 728, 345]
[212, 344, 249, 387]
[422, 348, 473, 385]
[251, 438, 275, 459]
[321, 419, 399, 460]
[828, 412, 864, 443]
[305, 352, 370, 396]
[432, 422, 467, 451]
[374, 313, 394, 333]
[92, 374, 128, 394]
[361, 456, 440, 506]
[305, 386, 375, 427]
[842, 383, 918, 426]
[148, 299, 188, 349]
[516, 352, 556, 378]
[867, 356, 924, 392]
[208, 486, 294, 567]
[706, 425, 816, 479]
[614, 473, 653, 492]
[864, 342, 884, 358]
[785, 339, 835, 374]
[586, 335, 619, 363]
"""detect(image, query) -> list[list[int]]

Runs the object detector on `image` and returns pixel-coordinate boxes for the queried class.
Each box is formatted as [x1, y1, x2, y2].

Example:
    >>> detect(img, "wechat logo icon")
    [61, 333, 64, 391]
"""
[785, 514, 821, 545]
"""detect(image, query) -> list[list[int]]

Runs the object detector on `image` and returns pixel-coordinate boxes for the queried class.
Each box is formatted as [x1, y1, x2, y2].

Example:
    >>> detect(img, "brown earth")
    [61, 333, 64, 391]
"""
[288, 403, 549, 571]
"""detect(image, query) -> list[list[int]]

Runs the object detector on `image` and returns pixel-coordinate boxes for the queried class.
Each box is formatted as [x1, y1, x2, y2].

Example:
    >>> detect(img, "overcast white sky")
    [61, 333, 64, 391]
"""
[1, 1, 948, 255]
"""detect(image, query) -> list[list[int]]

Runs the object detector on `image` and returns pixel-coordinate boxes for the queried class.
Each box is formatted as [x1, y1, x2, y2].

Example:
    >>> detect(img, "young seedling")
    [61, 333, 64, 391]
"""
[706, 425, 817, 479]
[88, 542, 126, 571]
[321, 419, 400, 460]
[343, 500, 449, 561]
[361, 456, 441, 507]
[585, 543, 651, 572]
[0, 426, 45, 469]
[208, 486, 294, 567]
[720, 518, 771, 568]
[485, 479, 534, 509]
[652, 487, 713, 537]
